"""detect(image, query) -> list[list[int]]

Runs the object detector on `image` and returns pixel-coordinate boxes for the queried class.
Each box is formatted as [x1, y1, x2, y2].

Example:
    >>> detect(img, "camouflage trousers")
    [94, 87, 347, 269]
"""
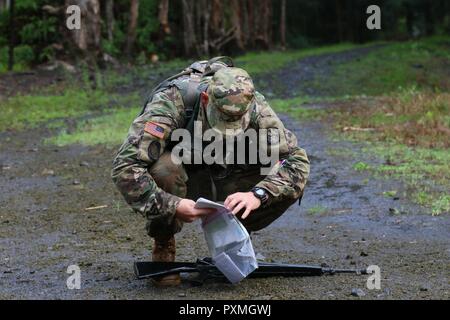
[147, 152, 297, 239]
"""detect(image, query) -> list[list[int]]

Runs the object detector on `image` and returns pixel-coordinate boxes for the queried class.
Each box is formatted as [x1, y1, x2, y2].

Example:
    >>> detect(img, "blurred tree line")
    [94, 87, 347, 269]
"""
[0, 0, 449, 70]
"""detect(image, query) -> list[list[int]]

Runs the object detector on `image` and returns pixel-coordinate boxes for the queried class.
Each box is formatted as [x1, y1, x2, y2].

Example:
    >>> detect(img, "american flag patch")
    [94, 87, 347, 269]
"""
[144, 122, 165, 139]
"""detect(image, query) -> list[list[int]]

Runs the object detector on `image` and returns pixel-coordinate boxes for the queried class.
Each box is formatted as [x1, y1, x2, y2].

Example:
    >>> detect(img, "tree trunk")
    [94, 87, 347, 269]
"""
[231, 0, 244, 50]
[280, 0, 286, 49]
[0, 0, 7, 12]
[66, 0, 101, 54]
[247, 0, 254, 48]
[158, 0, 170, 35]
[335, 0, 343, 42]
[181, 0, 197, 56]
[125, 0, 139, 58]
[424, 0, 434, 36]
[241, 0, 249, 47]
[195, 0, 201, 43]
[8, 0, 15, 71]
[201, 0, 211, 56]
[266, 0, 273, 48]
[255, 0, 271, 49]
[210, 0, 222, 37]
[405, 2, 413, 36]
[105, 0, 114, 41]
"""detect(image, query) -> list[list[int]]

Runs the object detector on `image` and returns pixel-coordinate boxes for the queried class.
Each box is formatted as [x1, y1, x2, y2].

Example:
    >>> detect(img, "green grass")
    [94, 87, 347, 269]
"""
[383, 190, 398, 198]
[351, 142, 449, 215]
[307, 205, 328, 215]
[373, 144, 449, 189]
[323, 36, 450, 96]
[47, 106, 140, 146]
[236, 43, 362, 75]
[0, 89, 109, 130]
[48, 96, 323, 147]
[0, 87, 140, 131]
[332, 89, 450, 148]
[270, 96, 326, 119]
[353, 161, 371, 171]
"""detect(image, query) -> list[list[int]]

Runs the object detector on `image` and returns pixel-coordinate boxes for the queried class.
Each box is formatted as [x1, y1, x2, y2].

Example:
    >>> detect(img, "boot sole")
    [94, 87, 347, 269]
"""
[151, 274, 181, 287]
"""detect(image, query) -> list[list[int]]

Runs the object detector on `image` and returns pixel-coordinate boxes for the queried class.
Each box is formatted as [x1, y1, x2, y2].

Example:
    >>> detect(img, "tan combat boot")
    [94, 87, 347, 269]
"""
[151, 236, 181, 287]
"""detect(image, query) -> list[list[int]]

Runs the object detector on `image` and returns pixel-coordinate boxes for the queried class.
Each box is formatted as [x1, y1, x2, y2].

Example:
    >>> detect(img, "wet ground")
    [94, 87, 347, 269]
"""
[0, 47, 449, 299]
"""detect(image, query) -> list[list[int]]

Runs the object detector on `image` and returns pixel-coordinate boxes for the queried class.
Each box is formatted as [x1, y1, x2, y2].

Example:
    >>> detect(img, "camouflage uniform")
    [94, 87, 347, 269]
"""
[111, 67, 310, 239]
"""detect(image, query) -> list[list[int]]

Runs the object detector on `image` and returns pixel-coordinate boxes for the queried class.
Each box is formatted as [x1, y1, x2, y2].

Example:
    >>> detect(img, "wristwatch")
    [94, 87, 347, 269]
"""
[251, 187, 269, 206]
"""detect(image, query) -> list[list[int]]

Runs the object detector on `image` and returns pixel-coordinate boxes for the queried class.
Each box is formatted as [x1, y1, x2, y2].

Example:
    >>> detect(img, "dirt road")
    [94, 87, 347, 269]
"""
[0, 47, 448, 299]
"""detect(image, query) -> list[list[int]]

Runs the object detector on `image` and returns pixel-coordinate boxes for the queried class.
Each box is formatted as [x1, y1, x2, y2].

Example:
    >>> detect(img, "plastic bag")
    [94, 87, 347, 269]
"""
[196, 198, 258, 283]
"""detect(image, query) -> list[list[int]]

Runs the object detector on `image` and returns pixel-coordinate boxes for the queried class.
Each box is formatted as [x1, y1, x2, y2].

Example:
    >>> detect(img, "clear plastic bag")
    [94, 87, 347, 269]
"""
[196, 198, 258, 283]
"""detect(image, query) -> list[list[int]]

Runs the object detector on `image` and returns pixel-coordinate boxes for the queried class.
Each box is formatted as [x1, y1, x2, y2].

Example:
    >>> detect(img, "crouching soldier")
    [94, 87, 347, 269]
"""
[111, 58, 310, 286]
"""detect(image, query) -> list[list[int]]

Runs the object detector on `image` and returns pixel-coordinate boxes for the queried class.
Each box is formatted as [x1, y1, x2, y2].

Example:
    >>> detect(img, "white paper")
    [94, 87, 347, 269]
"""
[198, 197, 258, 283]
[195, 197, 227, 211]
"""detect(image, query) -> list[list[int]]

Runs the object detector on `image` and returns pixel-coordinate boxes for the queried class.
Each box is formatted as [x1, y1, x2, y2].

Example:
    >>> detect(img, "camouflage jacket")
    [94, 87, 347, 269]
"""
[111, 80, 310, 223]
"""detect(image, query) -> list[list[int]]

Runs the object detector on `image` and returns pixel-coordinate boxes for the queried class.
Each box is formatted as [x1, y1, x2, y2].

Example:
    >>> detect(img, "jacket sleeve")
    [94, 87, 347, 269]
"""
[253, 94, 310, 205]
[111, 86, 185, 222]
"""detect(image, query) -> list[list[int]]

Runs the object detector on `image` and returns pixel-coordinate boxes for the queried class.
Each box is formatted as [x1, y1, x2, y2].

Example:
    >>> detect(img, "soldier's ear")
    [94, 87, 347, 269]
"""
[200, 92, 209, 107]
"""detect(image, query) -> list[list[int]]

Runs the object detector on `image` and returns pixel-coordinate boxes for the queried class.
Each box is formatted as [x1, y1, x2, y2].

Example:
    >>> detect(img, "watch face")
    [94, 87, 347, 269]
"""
[255, 188, 265, 196]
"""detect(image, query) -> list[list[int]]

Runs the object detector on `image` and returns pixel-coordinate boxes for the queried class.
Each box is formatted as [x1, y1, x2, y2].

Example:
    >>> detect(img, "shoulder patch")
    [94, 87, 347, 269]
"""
[144, 122, 165, 139]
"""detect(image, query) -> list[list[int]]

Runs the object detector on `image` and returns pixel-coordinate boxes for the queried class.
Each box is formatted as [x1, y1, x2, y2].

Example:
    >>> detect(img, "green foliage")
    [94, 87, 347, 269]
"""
[16, 0, 39, 10]
[0, 0, 59, 69]
[13, 45, 34, 63]
[136, 0, 158, 55]
[102, 39, 122, 57]
[0, 0, 448, 67]
[287, 34, 311, 50]
[19, 17, 57, 45]
[0, 45, 34, 72]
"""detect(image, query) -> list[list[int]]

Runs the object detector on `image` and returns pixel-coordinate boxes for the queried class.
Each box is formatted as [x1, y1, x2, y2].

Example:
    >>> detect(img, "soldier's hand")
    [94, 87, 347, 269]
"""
[224, 192, 261, 219]
[175, 199, 216, 223]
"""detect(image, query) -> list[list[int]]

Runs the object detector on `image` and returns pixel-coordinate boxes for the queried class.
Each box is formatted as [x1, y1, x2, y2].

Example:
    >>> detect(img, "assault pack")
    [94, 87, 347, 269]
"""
[140, 56, 235, 132]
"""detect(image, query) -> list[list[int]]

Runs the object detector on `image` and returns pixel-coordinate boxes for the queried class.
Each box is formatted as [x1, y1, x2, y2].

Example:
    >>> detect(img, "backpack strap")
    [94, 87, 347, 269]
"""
[203, 56, 234, 76]
[184, 79, 209, 134]
[138, 68, 192, 117]
[183, 73, 202, 119]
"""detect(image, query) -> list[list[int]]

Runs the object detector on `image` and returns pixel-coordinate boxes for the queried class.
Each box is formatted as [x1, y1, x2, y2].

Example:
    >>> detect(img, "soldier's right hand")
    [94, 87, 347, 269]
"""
[175, 199, 216, 223]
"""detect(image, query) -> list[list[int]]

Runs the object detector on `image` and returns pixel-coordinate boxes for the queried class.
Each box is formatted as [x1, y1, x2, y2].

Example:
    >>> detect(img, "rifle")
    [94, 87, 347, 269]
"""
[134, 258, 368, 285]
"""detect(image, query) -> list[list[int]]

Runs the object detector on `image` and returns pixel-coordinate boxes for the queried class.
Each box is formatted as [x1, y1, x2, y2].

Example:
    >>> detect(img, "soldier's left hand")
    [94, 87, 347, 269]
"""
[224, 192, 261, 219]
